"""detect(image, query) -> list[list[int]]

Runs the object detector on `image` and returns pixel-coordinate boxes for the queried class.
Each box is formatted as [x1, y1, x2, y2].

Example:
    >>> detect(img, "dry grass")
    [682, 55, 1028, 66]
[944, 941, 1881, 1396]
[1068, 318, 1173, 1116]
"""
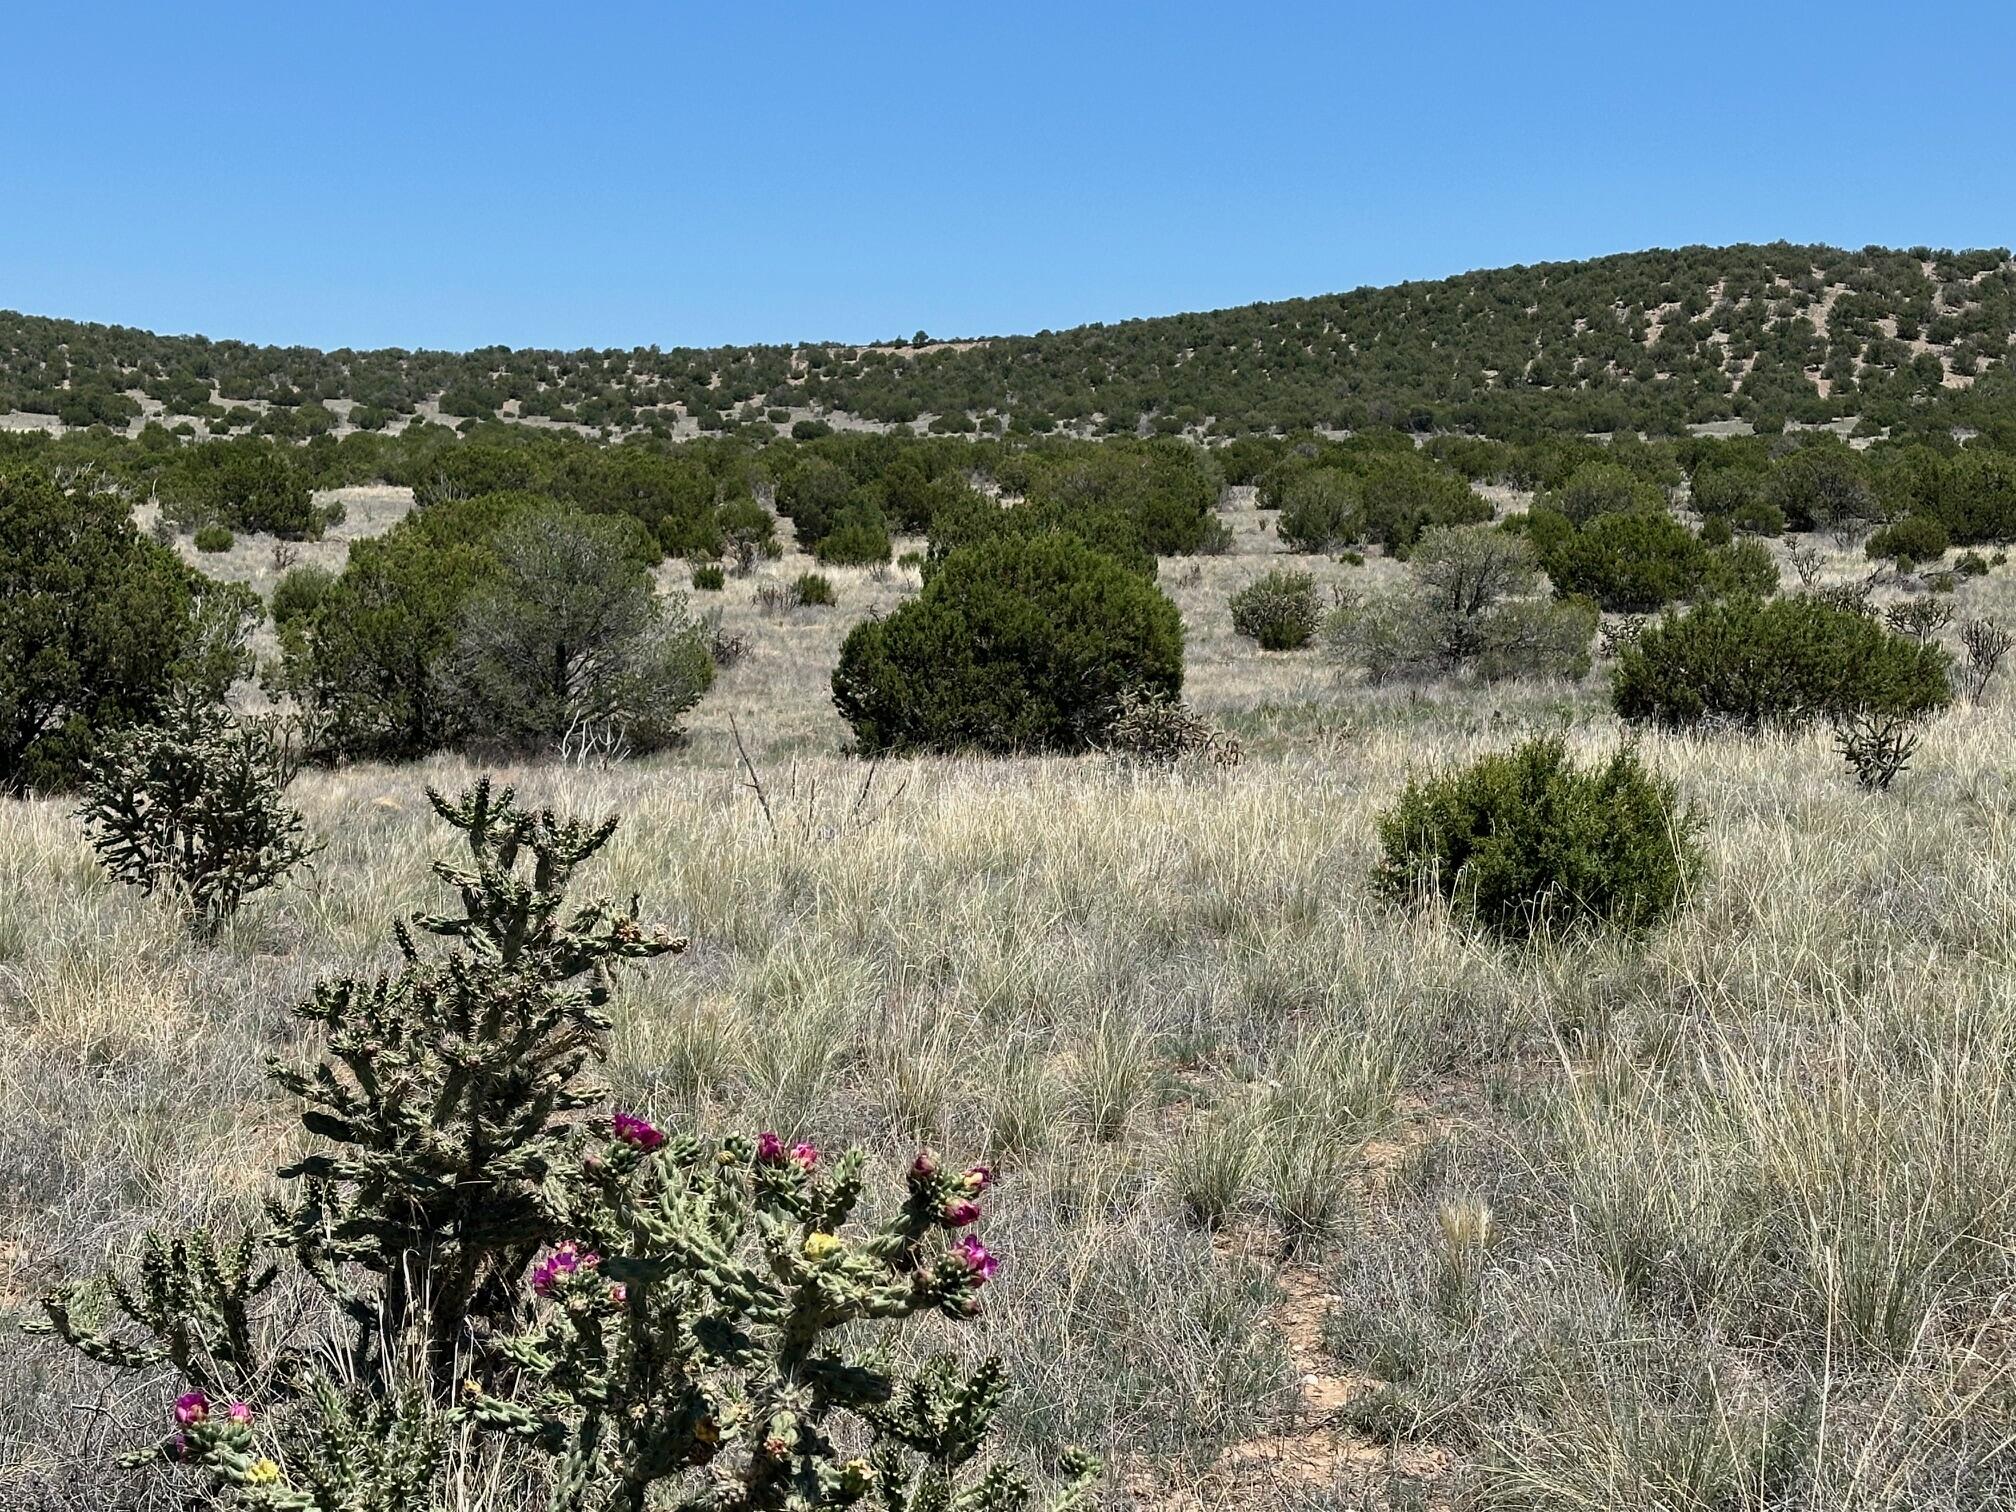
[6, 499, 2016, 1508]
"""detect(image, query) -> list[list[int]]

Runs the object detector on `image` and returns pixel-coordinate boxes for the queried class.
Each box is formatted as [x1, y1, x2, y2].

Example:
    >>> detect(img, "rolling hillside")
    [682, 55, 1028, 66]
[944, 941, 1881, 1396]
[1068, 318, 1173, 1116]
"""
[4, 242, 2014, 442]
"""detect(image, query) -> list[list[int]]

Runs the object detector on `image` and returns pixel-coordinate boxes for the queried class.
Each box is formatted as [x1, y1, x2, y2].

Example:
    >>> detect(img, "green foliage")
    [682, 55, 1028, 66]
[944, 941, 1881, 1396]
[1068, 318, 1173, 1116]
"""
[1275, 468, 1360, 552]
[1546, 461, 1665, 523]
[34, 779, 1092, 1512]
[926, 487, 1154, 579]
[76, 692, 319, 936]
[1690, 465, 1770, 525]
[1612, 594, 1955, 730]
[279, 495, 697, 762]
[715, 493, 779, 571]
[691, 563, 727, 590]
[813, 504, 893, 565]
[0, 469, 218, 792]
[1229, 570, 1322, 650]
[278, 492, 533, 760]
[271, 565, 336, 629]
[1763, 442, 1873, 533]
[444, 507, 714, 757]
[1929, 449, 2016, 543]
[1351, 452, 1494, 550]
[793, 571, 837, 606]
[1866, 514, 1950, 563]
[10, 243, 2016, 443]
[169, 437, 332, 538]
[1015, 439, 1223, 556]
[193, 522, 235, 552]
[1543, 509, 1708, 612]
[833, 533, 1183, 755]
[1373, 737, 1701, 940]
[1699, 537, 1781, 598]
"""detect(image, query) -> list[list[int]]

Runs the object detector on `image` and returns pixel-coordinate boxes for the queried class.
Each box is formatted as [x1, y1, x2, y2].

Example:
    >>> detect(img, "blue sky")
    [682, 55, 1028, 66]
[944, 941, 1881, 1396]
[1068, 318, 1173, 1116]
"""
[3, 2, 2011, 352]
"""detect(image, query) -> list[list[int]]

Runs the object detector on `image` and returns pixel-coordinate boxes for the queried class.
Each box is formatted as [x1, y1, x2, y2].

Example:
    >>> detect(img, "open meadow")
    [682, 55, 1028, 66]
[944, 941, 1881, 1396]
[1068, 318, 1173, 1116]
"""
[6, 484, 2016, 1510]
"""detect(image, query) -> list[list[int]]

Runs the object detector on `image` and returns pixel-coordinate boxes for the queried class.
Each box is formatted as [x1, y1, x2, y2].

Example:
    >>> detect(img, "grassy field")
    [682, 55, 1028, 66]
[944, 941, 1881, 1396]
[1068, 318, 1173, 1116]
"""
[5, 495, 2016, 1509]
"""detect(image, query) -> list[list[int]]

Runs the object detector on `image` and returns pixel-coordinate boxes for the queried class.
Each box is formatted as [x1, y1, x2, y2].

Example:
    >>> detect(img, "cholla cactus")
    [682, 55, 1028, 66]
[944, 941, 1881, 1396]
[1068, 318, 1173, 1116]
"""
[469, 1125, 1098, 1511]
[31, 777, 1093, 1511]
[267, 777, 686, 1381]
[76, 689, 320, 937]
[1102, 688, 1240, 768]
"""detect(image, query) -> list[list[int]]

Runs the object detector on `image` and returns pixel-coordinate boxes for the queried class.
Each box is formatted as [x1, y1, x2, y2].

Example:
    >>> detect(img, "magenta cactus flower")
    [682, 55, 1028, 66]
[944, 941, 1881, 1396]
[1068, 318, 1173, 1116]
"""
[789, 1140, 819, 1171]
[532, 1240, 600, 1296]
[909, 1148, 940, 1181]
[941, 1197, 982, 1228]
[612, 1111, 665, 1151]
[172, 1390, 209, 1426]
[756, 1131, 786, 1164]
[226, 1400, 253, 1426]
[961, 1162, 993, 1194]
[953, 1234, 999, 1284]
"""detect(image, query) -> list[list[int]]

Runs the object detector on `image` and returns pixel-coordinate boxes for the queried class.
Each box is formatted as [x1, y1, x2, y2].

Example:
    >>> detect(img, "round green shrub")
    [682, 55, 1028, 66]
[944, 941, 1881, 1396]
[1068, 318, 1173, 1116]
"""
[1612, 594, 1953, 730]
[1866, 514, 1950, 565]
[813, 505, 893, 566]
[192, 523, 235, 553]
[690, 563, 726, 591]
[1544, 511, 1705, 611]
[1229, 570, 1322, 650]
[832, 532, 1184, 755]
[271, 564, 335, 627]
[793, 572, 836, 606]
[1373, 736, 1700, 941]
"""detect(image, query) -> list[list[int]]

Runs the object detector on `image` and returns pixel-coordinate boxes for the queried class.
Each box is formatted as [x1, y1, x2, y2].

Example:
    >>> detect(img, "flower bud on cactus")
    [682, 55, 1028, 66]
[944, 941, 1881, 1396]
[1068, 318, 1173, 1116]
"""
[531, 1240, 599, 1296]
[612, 1111, 665, 1151]
[954, 1234, 1000, 1284]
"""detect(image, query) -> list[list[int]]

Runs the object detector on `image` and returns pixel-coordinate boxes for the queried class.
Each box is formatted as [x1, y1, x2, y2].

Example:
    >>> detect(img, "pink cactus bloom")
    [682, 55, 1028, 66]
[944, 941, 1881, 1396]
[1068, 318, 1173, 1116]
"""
[608, 1282, 629, 1306]
[612, 1111, 665, 1151]
[961, 1163, 993, 1194]
[941, 1197, 982, 1228]
[953, 1234, 999, 1284]
[532, 1241, 600, 1296]
[789, 1141, 819, 1171]
[226, 1401, 253, 1426]
[756, 1131, 786, 1164]
[173, 1391, 209, 1426]
[909, 1148, 940, 1180]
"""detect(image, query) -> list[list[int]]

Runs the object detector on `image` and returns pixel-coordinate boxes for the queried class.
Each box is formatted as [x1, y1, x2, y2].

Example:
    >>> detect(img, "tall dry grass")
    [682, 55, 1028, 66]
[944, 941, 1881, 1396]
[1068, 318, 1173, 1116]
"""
[5, 493, 2016, 1507]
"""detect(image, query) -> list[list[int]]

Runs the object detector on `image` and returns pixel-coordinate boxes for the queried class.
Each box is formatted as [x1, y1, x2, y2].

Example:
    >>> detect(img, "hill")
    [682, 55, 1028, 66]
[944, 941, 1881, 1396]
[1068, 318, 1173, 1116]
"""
[6, 241, 2015, 443]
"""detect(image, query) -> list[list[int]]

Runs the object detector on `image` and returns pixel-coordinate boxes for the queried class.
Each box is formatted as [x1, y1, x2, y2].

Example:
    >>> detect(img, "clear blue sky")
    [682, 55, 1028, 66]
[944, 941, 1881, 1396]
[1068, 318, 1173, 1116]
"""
[3, 2, 2010, 353]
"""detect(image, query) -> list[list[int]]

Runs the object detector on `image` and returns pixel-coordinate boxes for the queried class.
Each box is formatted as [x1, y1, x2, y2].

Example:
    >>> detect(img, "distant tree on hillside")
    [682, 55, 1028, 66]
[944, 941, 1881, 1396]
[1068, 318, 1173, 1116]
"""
[0, 470, 235, 791]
